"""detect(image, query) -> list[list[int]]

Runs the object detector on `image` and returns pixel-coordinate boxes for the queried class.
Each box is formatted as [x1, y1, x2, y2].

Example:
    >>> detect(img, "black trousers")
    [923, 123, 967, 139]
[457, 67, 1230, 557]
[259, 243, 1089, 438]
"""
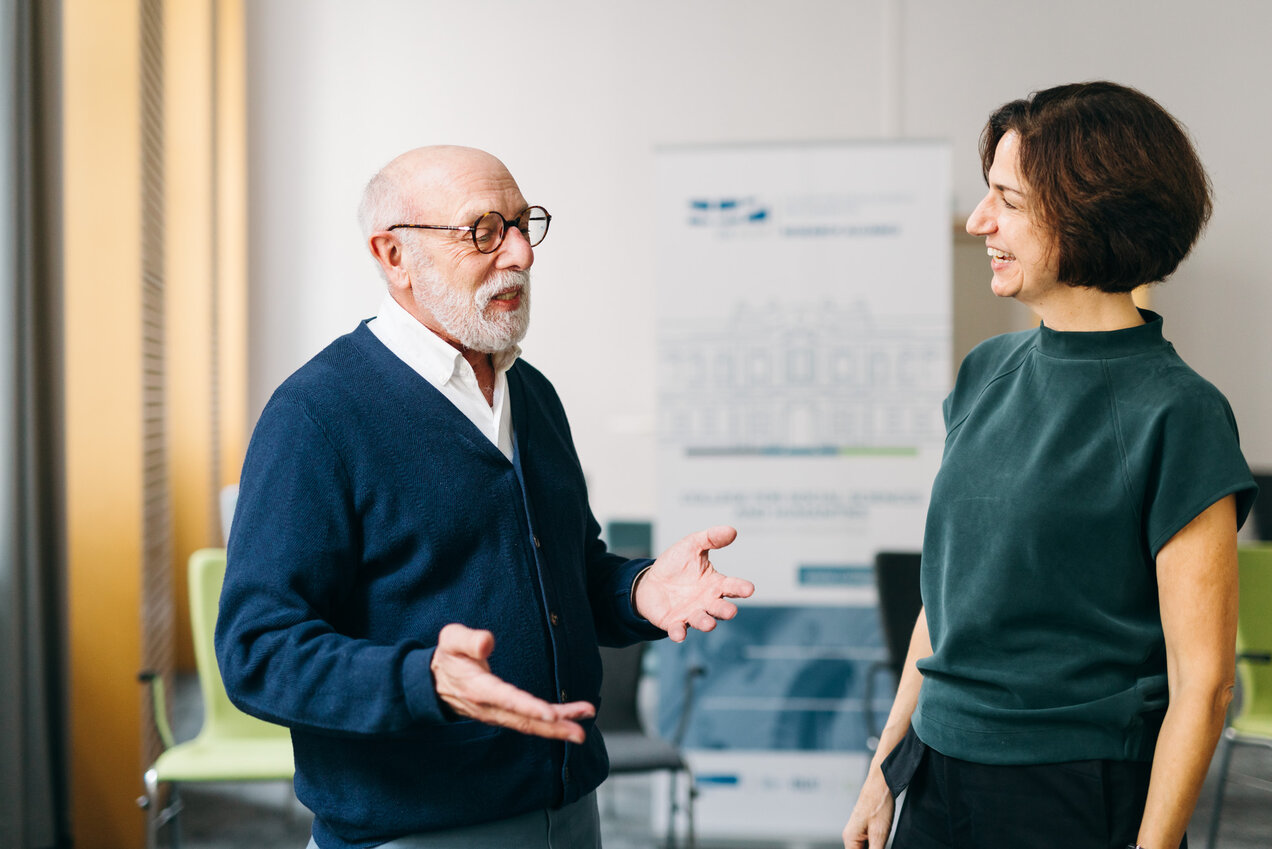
[882, 728, 1185, 849]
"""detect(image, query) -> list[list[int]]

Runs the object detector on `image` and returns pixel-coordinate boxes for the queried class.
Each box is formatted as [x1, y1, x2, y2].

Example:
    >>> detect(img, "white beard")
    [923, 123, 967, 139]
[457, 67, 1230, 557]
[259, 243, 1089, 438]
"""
[413, 263, 531, 354]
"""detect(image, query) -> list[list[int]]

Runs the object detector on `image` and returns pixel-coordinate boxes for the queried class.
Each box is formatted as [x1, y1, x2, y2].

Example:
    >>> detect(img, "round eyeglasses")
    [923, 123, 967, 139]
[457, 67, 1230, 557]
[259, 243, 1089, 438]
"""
[388, 206, 551, 254]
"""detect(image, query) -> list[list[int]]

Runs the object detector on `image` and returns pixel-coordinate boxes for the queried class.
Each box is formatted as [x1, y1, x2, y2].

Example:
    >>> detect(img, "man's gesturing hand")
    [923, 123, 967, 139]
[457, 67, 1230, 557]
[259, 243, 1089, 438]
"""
[430, 623, 595, 743]
[633, 525, 754, 642]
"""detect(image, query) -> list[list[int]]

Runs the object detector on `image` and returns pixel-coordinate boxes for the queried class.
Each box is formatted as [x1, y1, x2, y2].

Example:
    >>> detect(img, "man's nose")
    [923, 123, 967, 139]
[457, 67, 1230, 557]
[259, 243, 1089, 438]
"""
[496, 224, 534, 270]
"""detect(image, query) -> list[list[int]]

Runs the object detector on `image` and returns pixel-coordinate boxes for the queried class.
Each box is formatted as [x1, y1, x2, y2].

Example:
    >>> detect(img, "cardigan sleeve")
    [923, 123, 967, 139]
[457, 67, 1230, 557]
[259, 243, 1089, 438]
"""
[214, 393, 453, 736]
[582, 519, 665, 647]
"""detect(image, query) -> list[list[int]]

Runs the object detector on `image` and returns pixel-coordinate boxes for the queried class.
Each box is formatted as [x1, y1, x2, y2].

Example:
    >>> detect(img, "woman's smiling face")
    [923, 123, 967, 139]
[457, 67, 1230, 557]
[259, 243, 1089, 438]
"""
[965, 131, 1062, 305]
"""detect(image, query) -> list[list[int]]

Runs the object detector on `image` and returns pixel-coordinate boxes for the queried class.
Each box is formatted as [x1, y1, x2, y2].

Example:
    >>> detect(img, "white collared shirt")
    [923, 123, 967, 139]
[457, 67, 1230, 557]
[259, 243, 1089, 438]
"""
[367, 292, 517, 460]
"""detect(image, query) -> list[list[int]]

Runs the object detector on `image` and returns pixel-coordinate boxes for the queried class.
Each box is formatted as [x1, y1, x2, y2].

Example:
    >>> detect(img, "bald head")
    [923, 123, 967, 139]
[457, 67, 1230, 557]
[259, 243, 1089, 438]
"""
[359, 145, 535, 355]
[357, 146, 518, 243]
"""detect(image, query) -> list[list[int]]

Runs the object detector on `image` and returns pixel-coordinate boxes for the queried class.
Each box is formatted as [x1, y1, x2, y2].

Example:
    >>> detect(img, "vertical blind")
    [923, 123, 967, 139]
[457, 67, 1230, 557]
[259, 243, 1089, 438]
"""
[139, 0, 175, 772]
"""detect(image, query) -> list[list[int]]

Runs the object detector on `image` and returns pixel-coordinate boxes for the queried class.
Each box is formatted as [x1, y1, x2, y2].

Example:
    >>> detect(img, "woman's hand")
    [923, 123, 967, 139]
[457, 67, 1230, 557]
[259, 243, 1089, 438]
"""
[843, 766, 896, 849]
[844, 608, 931, 846]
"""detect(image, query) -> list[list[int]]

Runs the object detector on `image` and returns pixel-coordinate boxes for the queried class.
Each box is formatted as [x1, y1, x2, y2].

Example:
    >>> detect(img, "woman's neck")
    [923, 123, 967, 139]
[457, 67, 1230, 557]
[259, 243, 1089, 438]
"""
[1028, 287, 1145, 332]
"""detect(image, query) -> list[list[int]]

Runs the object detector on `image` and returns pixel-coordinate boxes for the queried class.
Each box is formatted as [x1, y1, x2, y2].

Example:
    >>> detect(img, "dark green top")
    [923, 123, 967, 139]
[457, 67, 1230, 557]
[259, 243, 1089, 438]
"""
[912, 310, 1257, 765]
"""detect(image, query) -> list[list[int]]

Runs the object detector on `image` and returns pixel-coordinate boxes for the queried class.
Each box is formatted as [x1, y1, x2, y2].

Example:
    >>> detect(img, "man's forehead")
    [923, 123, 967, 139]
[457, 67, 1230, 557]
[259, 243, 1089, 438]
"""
[449, 173, 527, 219]
[397, 147, 526, 219]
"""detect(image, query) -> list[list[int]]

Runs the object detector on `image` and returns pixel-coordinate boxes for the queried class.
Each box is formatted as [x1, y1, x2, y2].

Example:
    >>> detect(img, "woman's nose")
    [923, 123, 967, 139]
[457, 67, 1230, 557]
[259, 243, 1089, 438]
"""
[966, 194, 995, 236]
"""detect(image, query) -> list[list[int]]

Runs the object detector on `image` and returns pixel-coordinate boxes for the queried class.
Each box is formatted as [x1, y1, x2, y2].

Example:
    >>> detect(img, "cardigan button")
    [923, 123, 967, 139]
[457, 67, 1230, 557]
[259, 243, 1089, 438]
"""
[549, 611, 560, 626]
[560, 689, 568, 702]
[533, 535, 541, 548]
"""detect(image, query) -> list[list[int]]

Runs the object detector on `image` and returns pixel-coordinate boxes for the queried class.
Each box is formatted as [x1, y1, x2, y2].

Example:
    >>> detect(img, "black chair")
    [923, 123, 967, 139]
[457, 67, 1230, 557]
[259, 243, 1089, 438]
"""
[1251, 471, 1271, 541]
[862, 551, 923, 748]
[597, 642, 701, 849]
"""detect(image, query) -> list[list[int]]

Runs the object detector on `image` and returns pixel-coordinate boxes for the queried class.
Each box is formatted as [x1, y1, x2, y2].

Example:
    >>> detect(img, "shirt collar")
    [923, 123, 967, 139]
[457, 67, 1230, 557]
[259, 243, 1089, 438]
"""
[1036, 308, 1168, 360]
[372, 292, 521, 387]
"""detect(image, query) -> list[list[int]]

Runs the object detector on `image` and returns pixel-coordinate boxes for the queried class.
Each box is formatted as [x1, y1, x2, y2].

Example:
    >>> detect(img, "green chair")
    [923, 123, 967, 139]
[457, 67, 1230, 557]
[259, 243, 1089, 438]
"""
[138, 548, 295, 849]
[1206, 542, 1272, 849]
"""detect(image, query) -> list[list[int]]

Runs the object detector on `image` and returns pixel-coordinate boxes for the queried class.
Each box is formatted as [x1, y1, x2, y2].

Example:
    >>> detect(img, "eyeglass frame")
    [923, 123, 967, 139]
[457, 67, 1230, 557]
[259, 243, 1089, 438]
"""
[386, 206, 551, 254]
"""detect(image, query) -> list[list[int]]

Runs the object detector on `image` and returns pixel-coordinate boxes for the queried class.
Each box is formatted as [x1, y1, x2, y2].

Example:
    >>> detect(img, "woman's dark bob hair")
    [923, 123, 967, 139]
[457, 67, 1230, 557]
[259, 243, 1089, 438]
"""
[981, 81, 1212, 293]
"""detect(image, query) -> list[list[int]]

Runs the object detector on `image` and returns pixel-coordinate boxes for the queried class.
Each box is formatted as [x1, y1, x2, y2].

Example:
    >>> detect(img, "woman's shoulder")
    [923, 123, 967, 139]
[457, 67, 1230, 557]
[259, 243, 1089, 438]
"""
[955, 326, 1039, 387]
[941, 328, 1039, 427]
[1111, 341, 1235, 416]
[1110, 350, 1243, 450]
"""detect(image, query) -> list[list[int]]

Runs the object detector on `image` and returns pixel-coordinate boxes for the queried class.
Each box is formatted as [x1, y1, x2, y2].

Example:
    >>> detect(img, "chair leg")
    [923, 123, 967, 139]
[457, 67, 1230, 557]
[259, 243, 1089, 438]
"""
[661, 767, 697, 849]
[666, 770, 678, 849]
[143, 776, 183, 849]
[1206, 729, 1236, 849]
[685, 767, 697, 849]
[169, 785, 183, 849]
[143, 771, 160, 849]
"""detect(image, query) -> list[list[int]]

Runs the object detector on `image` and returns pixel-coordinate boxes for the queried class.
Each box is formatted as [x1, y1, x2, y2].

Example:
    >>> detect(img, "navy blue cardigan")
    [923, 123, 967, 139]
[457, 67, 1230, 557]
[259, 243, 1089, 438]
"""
[215, 322, 662, 848]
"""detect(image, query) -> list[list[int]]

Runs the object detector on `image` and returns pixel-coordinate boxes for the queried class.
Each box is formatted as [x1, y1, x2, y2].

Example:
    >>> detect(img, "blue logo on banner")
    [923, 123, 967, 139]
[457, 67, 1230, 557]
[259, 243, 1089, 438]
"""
[688, 197, 770, 228]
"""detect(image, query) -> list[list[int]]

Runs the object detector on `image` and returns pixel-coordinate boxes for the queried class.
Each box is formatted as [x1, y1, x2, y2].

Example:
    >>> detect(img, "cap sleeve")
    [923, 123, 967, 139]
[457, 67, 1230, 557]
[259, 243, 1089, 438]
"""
[1140, 387, 1258, 557]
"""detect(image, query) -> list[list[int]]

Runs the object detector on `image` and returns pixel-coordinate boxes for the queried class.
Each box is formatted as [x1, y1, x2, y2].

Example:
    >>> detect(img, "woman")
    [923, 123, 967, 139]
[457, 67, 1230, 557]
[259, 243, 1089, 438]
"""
[843, 82, 1258, 849]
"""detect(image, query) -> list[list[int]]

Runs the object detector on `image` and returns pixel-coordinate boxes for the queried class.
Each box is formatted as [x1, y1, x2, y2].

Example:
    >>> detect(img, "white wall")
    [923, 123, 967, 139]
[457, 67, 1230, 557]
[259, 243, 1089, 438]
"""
[246, 0, 1272, 528]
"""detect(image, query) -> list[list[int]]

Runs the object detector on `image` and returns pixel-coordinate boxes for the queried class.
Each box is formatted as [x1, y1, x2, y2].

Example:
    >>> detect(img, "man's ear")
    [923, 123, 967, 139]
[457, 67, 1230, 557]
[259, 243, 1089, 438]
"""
[369, 232, 408, 290]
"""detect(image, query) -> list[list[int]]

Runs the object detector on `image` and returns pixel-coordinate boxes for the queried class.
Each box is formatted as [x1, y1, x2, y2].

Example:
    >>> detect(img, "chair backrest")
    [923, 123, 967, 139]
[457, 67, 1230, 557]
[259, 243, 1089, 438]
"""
[188, 548, 291, 741]
[1250, 472, 1272, 540]
[597, 521, 654, 735]
[873, 551, 923, 681]
[1236, 543, 1272, 723]
[596, 643, 645, 734]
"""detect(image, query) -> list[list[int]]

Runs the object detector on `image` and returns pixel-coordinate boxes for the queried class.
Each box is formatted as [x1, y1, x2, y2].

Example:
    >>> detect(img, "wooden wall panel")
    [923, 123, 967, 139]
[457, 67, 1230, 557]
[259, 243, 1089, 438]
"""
[64, 1, 247, 844]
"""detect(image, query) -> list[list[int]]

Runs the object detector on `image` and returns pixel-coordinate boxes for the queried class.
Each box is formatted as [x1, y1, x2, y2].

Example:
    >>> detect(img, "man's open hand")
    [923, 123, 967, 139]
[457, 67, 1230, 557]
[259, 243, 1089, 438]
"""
[633, 525, 755, 641]
[430, 623, 595, 742]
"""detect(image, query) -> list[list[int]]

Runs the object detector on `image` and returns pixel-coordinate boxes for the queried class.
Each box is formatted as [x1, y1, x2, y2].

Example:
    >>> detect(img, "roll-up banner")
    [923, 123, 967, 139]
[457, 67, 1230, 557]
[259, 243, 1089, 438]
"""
[653, 141, 952, 843]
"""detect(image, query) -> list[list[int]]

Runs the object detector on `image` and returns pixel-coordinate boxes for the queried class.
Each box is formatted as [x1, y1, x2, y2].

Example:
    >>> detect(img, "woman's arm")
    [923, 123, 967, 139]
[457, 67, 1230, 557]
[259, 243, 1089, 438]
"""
[1137, 495, 1239, 849]
[843, 607, 932, 849]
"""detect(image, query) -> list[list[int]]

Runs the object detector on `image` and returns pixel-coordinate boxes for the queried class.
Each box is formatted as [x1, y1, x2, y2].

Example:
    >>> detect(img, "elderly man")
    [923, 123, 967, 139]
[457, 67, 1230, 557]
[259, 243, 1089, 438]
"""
[215, 146, 754, 849]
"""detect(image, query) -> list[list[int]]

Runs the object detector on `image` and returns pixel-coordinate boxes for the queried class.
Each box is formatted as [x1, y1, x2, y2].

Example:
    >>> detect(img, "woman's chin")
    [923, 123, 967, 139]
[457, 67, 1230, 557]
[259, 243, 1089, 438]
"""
[989, 276, 1020, 299]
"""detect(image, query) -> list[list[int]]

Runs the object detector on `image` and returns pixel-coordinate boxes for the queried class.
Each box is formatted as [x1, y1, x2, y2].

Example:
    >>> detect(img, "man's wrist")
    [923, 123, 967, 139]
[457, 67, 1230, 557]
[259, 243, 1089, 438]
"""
[630, 565, 651, 609]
